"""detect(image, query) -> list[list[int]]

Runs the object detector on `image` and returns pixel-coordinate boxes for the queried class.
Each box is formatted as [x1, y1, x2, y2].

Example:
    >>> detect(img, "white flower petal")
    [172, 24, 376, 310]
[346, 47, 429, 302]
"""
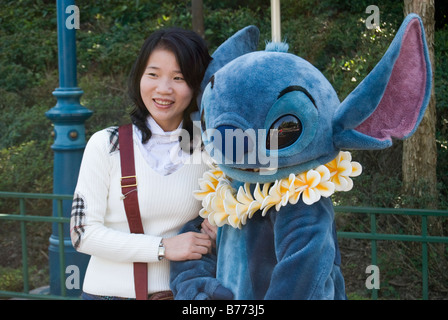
[337, 160, 353, 176]
[306, 170, 321, 188]
[302, 188, 319, 205]
[316, 181, 335, 198]
[315, 165, 331, 182]
[350, 161, 362, 177]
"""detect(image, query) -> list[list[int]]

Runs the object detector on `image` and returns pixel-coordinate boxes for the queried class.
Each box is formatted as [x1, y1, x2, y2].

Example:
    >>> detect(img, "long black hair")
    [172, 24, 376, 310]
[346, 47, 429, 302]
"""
[128, 27, 212, 148]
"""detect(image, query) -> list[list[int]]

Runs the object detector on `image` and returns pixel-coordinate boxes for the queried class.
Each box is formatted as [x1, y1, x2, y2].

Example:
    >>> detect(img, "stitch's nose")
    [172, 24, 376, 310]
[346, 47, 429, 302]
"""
[213, 125, 254, 163]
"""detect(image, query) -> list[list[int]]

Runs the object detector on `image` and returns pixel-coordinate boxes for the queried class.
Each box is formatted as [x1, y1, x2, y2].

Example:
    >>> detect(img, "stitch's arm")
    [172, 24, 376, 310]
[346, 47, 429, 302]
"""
[170, 216, 233, 300]
[265, 198, 344, 300]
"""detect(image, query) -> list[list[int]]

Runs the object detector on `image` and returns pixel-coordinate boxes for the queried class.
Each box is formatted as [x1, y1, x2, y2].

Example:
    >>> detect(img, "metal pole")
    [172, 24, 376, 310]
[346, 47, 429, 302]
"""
[45, 0, 92, 297]
[271, 0, 281, 42]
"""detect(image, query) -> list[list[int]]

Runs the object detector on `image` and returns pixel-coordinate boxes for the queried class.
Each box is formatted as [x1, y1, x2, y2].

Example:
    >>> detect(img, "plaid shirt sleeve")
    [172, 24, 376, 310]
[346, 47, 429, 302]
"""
[69, 129, 111, 251]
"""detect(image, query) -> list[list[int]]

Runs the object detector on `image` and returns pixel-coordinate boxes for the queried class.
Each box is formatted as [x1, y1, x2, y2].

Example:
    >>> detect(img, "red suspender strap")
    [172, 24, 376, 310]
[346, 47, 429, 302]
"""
[118, 124, 148, 300]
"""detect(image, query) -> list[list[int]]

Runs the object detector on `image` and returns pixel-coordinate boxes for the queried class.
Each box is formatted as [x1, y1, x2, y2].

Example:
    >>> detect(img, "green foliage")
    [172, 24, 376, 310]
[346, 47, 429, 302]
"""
[0, 82, 54, 194]
[0, 1, 58, 91]
[319, 13, 400, 99]
[0, 140, 53, 194]
[0, 68, 57, 150]
[0, 30, 57, 91]
[435, 25, 448, 207]
[0, 267, 23, 292]
[205, 0, 268, 11]
[79, 75, 131, 137]
[204, 6, 271, 53]
[0, 0, 57, 33]
[0, 266, 49, 292]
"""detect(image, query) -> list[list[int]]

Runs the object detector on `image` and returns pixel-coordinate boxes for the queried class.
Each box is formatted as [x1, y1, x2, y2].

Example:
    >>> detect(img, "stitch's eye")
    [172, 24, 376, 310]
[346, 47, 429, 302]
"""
[266, 115, 302, 150]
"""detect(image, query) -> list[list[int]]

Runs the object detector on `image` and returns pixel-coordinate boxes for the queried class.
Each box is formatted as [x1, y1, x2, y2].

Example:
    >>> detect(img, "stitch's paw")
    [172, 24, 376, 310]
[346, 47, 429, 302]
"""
[211, 285, 234, 300]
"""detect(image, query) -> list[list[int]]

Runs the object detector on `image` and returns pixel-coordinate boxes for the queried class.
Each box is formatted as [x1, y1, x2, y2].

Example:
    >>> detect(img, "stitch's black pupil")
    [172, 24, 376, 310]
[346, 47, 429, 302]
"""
[267, 115, 302, 150]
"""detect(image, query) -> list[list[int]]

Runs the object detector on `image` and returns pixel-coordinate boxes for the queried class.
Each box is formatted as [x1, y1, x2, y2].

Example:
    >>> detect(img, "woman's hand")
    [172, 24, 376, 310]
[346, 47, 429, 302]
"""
[163, 232, 212, 261]
[200, 219, 217, 245]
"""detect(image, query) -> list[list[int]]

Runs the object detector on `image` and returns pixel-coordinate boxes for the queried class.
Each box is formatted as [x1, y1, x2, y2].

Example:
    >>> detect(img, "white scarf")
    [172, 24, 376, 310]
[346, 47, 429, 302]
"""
[134, 117, 189, 176]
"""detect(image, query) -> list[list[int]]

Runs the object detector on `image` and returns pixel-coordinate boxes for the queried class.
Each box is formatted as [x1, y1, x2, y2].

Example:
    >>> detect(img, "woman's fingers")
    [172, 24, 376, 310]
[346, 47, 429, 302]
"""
[192, 234, 211, 253]
[163, 232, 213, 261]
[200, 219, 217, 242]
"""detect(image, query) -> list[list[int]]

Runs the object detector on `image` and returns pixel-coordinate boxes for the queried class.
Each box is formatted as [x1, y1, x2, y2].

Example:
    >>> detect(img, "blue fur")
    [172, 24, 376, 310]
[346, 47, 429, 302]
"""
[216, 197, 345, 299]
[200, 50, 339, 184]
[171, 15, 431, 300]
[265, 41, 289, 52]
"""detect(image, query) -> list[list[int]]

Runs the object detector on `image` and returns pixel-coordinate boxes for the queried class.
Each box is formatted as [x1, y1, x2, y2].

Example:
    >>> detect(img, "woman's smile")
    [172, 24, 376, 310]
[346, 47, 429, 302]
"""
[153, 98, 175, 108]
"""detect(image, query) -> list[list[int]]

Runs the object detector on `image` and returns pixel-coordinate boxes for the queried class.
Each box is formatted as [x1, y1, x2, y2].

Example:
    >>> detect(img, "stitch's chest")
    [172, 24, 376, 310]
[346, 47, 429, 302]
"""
[215, 196, 344, 300]
[216, 211, 276, 300]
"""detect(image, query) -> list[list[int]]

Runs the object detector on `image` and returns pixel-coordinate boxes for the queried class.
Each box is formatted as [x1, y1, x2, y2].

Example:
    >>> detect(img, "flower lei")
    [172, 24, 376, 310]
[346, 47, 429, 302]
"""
[193, 151, 362, 229]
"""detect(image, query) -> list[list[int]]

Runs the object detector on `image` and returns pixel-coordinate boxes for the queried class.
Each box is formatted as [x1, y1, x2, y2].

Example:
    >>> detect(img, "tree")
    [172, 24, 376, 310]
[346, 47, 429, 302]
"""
[402, 0, 438, 207]
[192, 0, 205, 39]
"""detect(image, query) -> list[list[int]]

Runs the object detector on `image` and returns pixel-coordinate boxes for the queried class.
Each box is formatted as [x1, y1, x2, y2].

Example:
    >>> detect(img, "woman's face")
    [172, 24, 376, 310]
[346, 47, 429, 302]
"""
[140, 48, 194, 131]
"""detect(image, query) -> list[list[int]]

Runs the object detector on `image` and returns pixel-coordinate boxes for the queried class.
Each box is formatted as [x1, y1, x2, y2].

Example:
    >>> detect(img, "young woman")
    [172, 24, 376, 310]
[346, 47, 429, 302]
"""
[70, 27, 214, 300]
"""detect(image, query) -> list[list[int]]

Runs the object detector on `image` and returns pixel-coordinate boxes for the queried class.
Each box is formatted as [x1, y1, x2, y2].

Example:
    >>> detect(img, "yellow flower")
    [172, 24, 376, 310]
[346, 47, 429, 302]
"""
[253, 183, 272, 217]
[314, 165, 335, 198]
[211, 180, 233, 226]
[236, 183, 261, 222]
[292, 169, 322, 205]
[223, 185, 242, 228]
[261, 180, 286, 216]
[193, 179, 217, 200]
[325, 151, 362, 191]
[193, 164, 223, 200]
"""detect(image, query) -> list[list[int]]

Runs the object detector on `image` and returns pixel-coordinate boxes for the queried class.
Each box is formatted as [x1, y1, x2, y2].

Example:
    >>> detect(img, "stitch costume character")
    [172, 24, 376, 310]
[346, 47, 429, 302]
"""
[170, 14, 432, 299]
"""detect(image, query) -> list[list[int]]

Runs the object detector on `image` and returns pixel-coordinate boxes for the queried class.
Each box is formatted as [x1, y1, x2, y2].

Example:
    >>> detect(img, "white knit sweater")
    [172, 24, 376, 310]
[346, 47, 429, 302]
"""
[70, 125, 208, 298]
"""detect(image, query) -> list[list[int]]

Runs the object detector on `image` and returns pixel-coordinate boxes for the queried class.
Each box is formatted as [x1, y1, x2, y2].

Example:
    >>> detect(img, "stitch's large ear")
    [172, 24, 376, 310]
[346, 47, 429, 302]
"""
[203, 25, 259, 86]
[333, 14, 432, 150]
[196, 26, 260, 108]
